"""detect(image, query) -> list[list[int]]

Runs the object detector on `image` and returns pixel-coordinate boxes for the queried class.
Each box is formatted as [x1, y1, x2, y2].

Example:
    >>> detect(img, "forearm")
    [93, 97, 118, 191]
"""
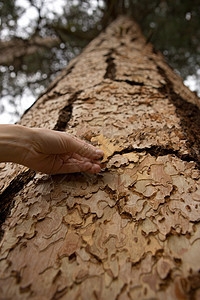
[0, 124, 33, 165]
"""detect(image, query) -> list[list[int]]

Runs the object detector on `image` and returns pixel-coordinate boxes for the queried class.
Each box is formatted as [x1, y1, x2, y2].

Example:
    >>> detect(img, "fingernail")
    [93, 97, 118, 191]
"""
[95, 160, 102, 164]
[96, 150, 104, 157]
[94, 164, 101, 173]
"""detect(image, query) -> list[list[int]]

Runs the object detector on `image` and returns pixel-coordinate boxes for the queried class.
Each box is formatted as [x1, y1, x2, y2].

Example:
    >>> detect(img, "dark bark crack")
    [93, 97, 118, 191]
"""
[115, 79, 144, 86]
[157, 65, 200, 169]
[104, 49, 116, 80]
[54, 90, 82, 131]
[105, 145, 198, 166]
[104, 50, 144, 86]
[0, 169, 36, 241]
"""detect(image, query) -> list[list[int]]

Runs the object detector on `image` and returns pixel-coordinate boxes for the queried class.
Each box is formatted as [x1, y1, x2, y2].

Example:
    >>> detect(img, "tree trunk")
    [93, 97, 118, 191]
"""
[0, 16, 200, 300]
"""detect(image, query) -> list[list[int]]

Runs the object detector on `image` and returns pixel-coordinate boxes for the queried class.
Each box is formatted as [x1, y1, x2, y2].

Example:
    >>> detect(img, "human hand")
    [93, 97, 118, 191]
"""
[0, 125, 104, 175]
[21, 127, 104, 174]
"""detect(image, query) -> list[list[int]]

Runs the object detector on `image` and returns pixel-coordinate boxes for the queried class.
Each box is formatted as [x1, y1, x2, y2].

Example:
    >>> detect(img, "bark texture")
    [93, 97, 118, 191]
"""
[0, 16, 200, 300]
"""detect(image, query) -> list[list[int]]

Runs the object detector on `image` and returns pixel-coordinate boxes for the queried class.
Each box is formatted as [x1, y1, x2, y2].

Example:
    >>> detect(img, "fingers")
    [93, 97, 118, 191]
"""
[36, 129, 104, 160]
[64, 134, 104, 160]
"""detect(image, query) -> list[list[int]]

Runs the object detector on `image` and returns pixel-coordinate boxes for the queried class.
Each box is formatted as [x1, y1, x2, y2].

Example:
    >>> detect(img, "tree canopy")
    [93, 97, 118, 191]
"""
[0, 0, 200, 121]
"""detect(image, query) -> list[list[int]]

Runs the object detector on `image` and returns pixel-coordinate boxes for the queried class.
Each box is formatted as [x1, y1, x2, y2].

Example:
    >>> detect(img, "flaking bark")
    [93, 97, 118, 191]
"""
[0, 16, 200, 300]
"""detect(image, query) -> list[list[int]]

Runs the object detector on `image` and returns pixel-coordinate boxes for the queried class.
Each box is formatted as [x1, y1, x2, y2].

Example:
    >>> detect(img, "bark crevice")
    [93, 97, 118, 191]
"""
[157, 65, 200, 169]
[54, 90, 82, 131]
[104, 145, 198, 166]
[115, 79, 144, 86]
[104, 49, 116, 80]
[0, 169, 35, 240]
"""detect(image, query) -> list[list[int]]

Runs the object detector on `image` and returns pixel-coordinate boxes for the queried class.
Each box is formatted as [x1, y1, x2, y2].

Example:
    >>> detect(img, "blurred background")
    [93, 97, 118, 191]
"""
[0, 0, 200, 123]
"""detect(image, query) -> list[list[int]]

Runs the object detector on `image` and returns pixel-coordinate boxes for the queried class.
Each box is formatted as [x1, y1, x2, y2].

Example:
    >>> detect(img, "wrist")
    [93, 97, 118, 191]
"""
[0, 124, 34, 165]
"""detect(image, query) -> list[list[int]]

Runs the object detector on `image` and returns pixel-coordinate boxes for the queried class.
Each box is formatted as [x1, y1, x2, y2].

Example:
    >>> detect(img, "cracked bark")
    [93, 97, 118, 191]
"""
[156, 65, 200, 167]
[104, 50, 116, 80]
[0, 16, 200, 300]
[102, 144, 197, 167]
[0, 169, 35, 239]
[54, 90, 82, 131]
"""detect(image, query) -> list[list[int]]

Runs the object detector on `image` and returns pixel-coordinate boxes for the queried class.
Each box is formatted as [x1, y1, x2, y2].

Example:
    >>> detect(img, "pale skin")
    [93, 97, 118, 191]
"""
[0, 124, 104, 175]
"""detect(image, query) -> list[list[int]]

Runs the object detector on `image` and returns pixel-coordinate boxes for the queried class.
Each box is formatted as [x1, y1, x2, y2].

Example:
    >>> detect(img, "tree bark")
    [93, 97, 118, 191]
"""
[0, 16, 200, 299]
